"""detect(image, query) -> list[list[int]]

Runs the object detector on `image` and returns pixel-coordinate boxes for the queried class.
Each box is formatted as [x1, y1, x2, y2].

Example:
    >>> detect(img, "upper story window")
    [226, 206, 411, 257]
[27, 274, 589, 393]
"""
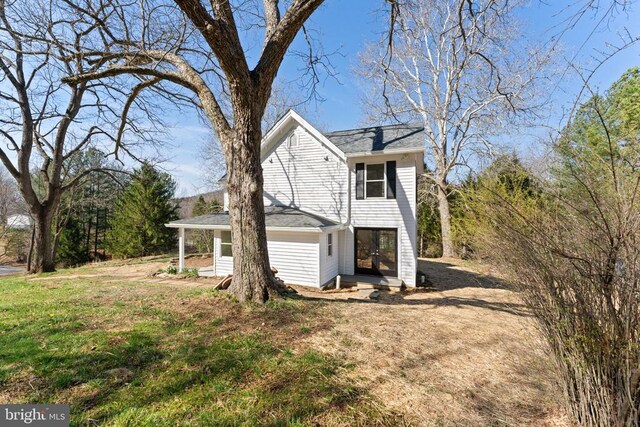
[366, 163, 385, 198]
[354, 161, 396, 201]
[221, 230, 233, 257]
[327, 233, 333, 256]
[287, 132, 298, 148]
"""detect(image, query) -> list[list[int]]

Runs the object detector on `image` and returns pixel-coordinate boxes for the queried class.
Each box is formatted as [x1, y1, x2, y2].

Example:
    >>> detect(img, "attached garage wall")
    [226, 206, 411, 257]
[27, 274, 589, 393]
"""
[213, 230, 321, 287]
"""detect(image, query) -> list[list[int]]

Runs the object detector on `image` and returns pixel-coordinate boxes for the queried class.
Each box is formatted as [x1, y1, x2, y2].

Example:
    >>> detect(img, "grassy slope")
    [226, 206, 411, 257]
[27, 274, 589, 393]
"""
[0, 274, 401, 426]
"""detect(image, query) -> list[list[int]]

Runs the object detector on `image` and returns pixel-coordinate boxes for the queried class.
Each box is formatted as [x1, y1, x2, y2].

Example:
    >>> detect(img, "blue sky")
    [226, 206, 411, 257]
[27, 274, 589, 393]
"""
[163, 1, 640, 197]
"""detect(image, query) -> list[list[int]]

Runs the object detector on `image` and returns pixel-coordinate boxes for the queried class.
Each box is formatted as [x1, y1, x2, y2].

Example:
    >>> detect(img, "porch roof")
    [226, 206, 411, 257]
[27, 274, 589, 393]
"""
[166, 206, 341, 232]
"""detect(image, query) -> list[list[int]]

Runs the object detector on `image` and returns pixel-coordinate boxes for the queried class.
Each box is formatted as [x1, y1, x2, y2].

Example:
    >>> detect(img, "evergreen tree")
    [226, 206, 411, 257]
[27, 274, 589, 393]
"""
[557, 67, 640, 189]
[191, 195, 222, 253]
[107, 163, 179, 258]
[53, 148, 125, 264]
[57, 217, 90, 267]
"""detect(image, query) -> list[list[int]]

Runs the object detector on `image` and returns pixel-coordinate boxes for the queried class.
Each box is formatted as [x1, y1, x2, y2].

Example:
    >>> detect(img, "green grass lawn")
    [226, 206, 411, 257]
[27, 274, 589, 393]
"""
[0, 274, 401, 426]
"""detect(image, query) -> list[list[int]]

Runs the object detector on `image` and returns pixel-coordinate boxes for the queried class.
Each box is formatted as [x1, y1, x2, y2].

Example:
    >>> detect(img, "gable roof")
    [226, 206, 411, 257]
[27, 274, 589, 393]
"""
[218, 111, 425, 182]
[261, 109, 346, 161]
[268, 110, 425, 156]
[166, 206, 341, 232]
[324, 124, 425, 155]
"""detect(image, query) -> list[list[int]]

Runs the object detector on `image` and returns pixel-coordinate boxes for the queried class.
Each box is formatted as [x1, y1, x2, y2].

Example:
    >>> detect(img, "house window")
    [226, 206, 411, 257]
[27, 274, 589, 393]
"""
[221, 230, 232, 257]
[327, 233, 333, 257]
[365, 163, 385, 198]
[287, 133, 298, 148]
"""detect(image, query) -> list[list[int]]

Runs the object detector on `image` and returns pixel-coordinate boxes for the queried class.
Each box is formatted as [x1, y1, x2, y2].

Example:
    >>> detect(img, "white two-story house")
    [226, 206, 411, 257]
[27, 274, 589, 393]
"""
[167, 110, 425, 288]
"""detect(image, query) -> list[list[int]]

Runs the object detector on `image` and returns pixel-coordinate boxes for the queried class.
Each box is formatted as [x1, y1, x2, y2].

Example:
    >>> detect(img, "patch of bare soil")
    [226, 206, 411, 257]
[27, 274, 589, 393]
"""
[27, 255, 215, 283]
[183, 255, 214, 269]
[298, 258, 568, 426]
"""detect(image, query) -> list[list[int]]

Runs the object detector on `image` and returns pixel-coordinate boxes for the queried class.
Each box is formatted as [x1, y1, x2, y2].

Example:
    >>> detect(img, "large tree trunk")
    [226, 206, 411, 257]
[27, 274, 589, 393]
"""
[30, 207, 56, 273]
[223, 109, 281, 303]
[436, 180, 455, 258]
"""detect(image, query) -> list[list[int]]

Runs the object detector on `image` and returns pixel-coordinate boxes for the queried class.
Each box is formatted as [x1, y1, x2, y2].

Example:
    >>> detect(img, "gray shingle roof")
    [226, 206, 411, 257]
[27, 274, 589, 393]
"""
[167, 206, 339, 229]
[324, 124, 425, 154]
[216, 123, 425, 183]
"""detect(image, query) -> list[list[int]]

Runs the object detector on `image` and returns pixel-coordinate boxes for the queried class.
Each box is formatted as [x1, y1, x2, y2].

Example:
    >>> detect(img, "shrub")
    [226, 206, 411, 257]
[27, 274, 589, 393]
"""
[469, 70, 640, 426]
[181, 267, 199, 278]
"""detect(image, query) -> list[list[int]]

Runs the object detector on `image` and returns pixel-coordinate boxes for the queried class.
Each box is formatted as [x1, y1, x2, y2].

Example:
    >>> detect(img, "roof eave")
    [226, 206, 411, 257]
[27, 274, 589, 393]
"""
[261, 110, 347, 161]
[345, 147, 425, 157]
[165, 223, 345, 233]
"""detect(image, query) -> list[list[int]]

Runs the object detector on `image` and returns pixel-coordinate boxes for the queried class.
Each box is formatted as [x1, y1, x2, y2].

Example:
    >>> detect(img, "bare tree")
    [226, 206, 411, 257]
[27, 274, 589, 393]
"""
[62, 0, 338, 302]
[0, 0, 156, 272]
[200, 81, 313, 188]
[360, 0, 552, 257]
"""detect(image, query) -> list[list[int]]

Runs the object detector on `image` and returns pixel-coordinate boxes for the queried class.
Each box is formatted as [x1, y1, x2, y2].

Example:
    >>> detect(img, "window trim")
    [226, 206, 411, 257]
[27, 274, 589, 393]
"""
[365, 163, 386, 199]
[327, 233, 333, 257]
[220, 230, 233, 258]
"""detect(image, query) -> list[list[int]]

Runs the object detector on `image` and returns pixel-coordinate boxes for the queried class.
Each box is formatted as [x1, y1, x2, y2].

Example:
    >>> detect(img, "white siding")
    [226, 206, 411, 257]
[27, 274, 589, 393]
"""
[213, 230, 233, 276]
[261, 125, 348, 222]
[319, 231, 339, 286]
[214, 118, 419, 287]
[341, 153, 419, 286]
[213, 230, 321, 287]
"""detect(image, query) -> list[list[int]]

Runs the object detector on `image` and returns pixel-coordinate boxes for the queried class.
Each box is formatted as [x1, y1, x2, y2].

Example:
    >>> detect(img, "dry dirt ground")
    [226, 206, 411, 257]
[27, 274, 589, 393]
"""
[19, 256, 567, 426]
[295, 258, 569, 426]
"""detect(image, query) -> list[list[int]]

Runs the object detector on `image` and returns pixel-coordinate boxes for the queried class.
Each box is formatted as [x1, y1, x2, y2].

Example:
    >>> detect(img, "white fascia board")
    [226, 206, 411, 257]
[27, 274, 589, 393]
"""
[321, 224, 346, 232]
[345, 147, 425, 158]
[165, 223, 341, 233]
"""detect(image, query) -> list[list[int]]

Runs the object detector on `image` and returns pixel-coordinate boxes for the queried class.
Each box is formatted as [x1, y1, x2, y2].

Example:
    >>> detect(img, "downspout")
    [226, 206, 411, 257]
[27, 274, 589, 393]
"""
[339, 158, 352, 285]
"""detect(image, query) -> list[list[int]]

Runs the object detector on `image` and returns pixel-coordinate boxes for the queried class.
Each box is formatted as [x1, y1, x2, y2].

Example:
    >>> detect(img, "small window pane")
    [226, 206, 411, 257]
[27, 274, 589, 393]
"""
[221, 231, 232, 257]
[366, 181, 384, 198]
[327, 233, 333, 256]
[367, 164, 384, 180]
[221, 244, 232, 257]
[288, 133, 298, 147]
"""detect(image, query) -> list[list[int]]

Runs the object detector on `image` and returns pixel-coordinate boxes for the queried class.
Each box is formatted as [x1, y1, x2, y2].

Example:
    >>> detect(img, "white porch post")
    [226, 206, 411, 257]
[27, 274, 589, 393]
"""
[178, 227, 185, 273]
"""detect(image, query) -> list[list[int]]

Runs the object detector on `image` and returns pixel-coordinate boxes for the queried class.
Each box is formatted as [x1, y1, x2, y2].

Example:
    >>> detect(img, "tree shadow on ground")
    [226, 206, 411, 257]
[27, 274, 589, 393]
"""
[293, 258, 530, 317]
[417, 258, 508, 291]
[297, 292, 531, 317]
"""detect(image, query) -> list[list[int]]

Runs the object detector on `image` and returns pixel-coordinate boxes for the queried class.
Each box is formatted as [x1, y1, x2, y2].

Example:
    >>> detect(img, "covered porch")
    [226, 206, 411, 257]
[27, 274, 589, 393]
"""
[166, 206, 344, 285]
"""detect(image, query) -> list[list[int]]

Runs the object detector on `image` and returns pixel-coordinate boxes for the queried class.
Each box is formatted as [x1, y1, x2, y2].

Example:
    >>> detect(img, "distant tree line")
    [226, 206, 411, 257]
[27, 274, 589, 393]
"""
[0, 159, 184, 267]
[190, 196, 223, 254]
